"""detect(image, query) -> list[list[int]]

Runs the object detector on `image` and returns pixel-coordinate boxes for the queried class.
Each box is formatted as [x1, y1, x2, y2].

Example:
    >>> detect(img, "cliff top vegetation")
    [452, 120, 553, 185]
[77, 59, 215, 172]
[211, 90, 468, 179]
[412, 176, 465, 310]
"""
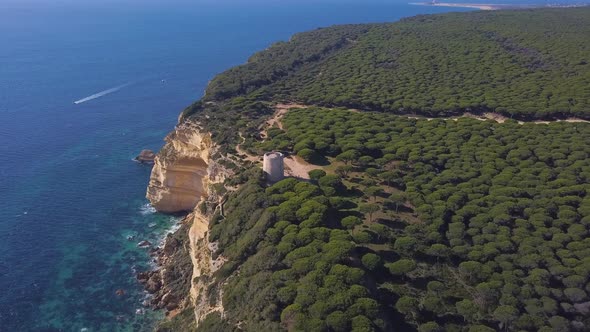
[204, 8, 590, 120]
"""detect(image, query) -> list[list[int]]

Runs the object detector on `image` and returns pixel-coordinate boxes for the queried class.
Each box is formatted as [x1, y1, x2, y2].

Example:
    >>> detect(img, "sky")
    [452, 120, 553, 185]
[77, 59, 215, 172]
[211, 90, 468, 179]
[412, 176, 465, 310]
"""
[1, 0, 582, 13]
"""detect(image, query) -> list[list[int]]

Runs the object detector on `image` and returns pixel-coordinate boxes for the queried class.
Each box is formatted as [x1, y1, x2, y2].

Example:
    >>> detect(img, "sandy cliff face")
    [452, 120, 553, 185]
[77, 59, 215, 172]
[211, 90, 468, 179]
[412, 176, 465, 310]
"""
[146, 118, 231, 327]
[147, 122, 213, 213]
[188, 209, 226, 325]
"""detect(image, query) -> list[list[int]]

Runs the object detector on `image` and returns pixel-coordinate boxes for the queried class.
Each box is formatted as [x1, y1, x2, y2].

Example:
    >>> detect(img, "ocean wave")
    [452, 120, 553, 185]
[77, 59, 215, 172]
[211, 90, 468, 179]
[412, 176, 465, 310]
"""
[151, 218, 183, 251]
[166, 217, 182, 234]
[139, 203, 156, 215]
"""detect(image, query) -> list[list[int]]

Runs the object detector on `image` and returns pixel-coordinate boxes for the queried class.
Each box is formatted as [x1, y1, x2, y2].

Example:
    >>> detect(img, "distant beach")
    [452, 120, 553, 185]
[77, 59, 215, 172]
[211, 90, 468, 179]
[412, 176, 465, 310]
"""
[410, 2, 590, 10]
[409, 2, 501, 10]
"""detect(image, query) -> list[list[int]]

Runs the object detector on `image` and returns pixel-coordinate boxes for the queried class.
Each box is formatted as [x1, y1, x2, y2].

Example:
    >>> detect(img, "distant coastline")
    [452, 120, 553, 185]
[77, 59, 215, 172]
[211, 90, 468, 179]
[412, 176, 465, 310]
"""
[409, 2, 590, 11]
[409, 2, 500, 10]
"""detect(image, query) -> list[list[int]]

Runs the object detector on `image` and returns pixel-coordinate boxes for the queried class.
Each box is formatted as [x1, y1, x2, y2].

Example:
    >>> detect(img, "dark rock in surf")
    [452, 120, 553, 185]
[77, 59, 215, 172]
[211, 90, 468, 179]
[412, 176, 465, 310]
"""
[135, 150, 156, 164]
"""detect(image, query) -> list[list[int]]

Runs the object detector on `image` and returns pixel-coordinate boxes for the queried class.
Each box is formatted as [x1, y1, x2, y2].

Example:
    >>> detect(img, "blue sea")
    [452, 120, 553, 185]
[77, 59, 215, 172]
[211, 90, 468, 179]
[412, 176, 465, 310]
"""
[0, 0, 482, 330]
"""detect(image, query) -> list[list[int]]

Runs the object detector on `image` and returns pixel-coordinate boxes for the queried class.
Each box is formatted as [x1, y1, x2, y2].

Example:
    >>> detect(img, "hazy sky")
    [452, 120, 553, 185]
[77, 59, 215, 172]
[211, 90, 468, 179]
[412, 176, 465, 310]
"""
[0, 0, 404, 11]
[0, 0, 563, 11]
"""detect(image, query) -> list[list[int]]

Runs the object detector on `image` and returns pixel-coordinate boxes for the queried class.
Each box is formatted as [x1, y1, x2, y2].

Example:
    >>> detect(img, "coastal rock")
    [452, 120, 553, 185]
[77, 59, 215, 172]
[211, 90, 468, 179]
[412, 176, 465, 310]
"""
[136, 271, 150, 283]
[149, 247, 161, 257]
[163, 236, 180, 256]
[137, 218, 212, 321]
[145, 274, 162, 293]
[166, 301, 179, 311]
[146, 122, 213, 213]
[160, 292, 179, 310]
[115, 289, 126, 297]
[137, 240, 152, 248]
[137, 270, 162, 294]
[135, 149, 156, 164]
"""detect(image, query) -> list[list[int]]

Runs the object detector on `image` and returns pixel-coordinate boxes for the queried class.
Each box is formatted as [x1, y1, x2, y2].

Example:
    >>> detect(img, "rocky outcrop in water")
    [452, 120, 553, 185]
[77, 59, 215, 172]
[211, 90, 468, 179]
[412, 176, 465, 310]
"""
[135, 149, 156, 164]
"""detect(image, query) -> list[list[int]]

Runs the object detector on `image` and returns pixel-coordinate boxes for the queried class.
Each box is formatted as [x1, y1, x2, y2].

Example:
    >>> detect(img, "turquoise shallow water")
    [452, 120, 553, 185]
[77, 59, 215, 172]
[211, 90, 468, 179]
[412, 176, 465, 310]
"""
[0, 1, 475, 330]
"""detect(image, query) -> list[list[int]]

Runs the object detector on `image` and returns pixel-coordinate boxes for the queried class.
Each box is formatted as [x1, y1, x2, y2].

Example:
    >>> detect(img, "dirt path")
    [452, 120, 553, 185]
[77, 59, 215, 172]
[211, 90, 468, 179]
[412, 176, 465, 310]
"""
[242, 103, 589, 182]
[284, 155, 322, 180]
[408, 112, 589, 124]
[264, 103, 322, 180]
[236, 132, 261, 163]
[235, 103, 309, 164]
[468, 112, 589, 124]
[270, 103, 589, 125]
[260, 103, 307, 138]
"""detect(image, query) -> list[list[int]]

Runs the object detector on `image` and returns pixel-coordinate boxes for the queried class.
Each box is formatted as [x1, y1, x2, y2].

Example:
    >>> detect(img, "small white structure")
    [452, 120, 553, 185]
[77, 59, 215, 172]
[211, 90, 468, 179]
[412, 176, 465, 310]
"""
[263, 152, 285, 183]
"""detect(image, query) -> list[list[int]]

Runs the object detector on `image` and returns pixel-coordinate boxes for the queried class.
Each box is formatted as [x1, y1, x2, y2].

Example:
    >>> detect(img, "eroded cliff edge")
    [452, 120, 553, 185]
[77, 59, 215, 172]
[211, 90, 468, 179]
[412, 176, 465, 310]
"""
[147, 121, 218, 214]
[145, 118, 231, 329]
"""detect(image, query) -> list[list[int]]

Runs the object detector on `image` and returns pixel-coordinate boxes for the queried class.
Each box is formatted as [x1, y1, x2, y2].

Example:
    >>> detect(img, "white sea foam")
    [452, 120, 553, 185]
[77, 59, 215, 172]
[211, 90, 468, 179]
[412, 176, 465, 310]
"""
[151, 217, 183, 252]
[139, 203, 156, 215]
[166, 218, 182, 234]
[159, 220, 181, 242]
[73, 82, 131, 104]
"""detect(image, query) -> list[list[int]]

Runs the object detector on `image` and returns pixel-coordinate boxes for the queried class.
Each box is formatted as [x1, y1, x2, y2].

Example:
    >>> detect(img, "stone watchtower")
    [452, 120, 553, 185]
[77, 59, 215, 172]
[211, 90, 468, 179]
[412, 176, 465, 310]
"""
[263, 152, 285, 183]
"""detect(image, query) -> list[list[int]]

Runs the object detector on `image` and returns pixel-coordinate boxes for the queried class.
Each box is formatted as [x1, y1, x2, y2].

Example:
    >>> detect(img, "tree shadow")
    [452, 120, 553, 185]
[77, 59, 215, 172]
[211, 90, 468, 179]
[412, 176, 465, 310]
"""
[375, 250, 400, 262]
[377, 218, 407, 230]
[336, 210, 364, 220]
[308, 154, 331, 166]
[349, 176, 364, 184]
[343, 186, 365, 199]
[284, 175, 312, 183]
[383, 202, 414, 214]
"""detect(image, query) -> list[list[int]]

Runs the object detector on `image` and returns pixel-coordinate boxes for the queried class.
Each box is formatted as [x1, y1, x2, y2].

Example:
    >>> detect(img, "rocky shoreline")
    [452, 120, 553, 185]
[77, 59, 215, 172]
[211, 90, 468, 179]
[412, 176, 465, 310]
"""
[137, 113, 234, 330]
[136, 218, 193, 318]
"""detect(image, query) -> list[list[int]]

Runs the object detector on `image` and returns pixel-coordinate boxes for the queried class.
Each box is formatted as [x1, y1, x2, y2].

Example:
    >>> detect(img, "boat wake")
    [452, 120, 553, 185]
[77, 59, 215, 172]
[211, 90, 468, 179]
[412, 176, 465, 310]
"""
[74, 82, 131, 104]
